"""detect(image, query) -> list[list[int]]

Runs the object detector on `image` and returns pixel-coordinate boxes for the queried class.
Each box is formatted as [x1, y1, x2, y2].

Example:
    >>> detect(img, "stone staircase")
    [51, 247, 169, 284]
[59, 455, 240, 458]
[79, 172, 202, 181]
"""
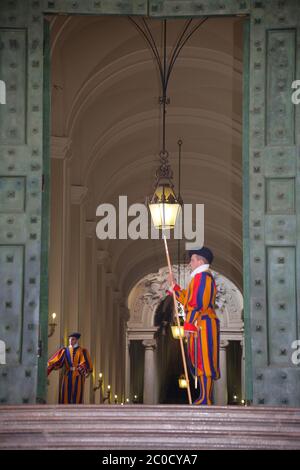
[1, 405, 300, 449]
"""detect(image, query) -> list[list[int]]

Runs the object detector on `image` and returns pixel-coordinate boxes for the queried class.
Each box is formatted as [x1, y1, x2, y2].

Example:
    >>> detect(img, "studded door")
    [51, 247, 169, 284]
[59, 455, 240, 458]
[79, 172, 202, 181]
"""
[0, 0, 46, 404]
[247, 1, 300, 406]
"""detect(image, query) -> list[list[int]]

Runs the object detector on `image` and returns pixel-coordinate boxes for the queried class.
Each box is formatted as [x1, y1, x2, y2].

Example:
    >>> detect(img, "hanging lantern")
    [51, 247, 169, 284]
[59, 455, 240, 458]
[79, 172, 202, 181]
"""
[171, 325, 185, 339]
[148, 180, 181, 229]
[178, 374, 188, 389]
[148, 151, 182, 230]
[171, 300, 185, 339]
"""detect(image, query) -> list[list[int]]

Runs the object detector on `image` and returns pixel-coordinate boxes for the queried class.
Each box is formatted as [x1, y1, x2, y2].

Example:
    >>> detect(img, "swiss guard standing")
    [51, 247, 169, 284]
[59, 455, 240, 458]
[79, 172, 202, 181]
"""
[47, 332, 93, 404]
[168, 247, 220, 405]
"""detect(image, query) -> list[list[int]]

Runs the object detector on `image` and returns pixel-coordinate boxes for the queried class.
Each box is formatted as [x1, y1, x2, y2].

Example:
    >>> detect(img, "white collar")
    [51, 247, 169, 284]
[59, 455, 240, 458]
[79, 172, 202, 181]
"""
[190, 264, 210, 278]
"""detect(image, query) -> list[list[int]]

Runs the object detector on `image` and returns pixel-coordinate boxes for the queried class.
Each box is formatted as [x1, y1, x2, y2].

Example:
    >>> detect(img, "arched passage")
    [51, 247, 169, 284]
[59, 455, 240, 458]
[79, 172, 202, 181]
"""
[127, 265, 243, 404]
[47, 15, 243, 404]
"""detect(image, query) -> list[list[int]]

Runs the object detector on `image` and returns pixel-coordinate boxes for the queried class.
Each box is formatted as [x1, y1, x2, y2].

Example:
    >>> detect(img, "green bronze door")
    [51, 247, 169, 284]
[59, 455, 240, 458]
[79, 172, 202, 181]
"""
[246, 1, 300, 406]
[0, 1, 49, 403]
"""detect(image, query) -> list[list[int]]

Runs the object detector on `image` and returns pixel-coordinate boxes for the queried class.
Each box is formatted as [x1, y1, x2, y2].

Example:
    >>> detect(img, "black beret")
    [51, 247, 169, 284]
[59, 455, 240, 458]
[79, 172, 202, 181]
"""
[68, 332, 81, 339]
[188, 247, 214, 264]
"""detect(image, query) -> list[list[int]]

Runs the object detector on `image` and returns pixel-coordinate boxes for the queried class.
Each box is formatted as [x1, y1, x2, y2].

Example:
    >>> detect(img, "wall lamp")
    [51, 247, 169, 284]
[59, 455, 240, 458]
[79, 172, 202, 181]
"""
[133, 394, 138, 404]
[93, 372, 104, 402]
[103, 384, 111, 404]
[48, 312, 57, 338]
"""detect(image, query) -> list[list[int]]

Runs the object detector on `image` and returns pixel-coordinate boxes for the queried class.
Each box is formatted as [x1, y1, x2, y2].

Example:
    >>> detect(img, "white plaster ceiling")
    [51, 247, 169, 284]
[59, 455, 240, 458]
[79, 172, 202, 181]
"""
[50, 14, 244, 297]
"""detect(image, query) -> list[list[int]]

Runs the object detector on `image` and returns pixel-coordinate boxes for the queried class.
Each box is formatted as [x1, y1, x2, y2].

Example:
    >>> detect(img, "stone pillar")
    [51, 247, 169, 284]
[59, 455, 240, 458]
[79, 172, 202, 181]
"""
[116, 300, 125, 401]
[142, 339, 157, 405]
[97, 250, 111, 396]
[112, 291, 122, 397]
[240, 338, 245, 401]
[214, 339, 229, 405]
[85, 220, 96, 404]
[122, 306, 130, 402]
[77, 212, 91, 339]
[105, 273, 115, 392]
[69, 185, 88, 333]
[50, 136, 72, 345]
[125, 335, 131, 402]
[61, 145, 72, 344]
[48, 137, 71, 404]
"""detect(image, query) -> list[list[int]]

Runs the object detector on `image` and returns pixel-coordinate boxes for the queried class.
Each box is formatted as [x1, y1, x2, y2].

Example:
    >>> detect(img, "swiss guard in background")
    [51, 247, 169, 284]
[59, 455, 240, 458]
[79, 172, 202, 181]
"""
[168, 247, 220, 405]
[47, 333, 93, 404]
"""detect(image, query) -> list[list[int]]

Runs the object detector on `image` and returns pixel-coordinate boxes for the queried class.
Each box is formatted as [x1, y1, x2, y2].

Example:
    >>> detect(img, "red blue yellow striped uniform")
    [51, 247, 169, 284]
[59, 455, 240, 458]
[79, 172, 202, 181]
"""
[47, 346, 93, 404]
[174, 270, 220, 405]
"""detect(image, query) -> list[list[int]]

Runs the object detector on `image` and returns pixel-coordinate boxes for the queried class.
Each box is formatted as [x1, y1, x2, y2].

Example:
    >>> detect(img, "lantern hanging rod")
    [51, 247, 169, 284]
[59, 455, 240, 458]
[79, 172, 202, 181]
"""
[177, 138, 182, 284]
[128, 16, 208, 155]
[128, 16, 208, 99]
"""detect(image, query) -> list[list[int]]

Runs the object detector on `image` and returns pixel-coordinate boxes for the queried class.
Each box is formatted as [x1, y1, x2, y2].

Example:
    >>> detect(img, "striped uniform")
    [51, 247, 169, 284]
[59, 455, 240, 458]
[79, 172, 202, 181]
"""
[47, 346, 93, 404]
[174, 270, 220, 405]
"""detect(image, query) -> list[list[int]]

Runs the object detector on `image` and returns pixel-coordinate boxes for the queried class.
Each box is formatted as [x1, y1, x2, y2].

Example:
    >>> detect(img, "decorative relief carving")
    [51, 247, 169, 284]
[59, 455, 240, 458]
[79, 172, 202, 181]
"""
[128, 265, 243, 333]
[0, 177, 25, 213]
[266, 178, 295, 214]
[0, 28, 27, 144]
[266, 29, 296, 145]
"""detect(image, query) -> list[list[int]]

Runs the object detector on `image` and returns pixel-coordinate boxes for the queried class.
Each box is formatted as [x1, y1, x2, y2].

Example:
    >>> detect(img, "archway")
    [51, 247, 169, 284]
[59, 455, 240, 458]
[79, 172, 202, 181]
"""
[127, 265, 243, 404]
[46, 14, 244, 406]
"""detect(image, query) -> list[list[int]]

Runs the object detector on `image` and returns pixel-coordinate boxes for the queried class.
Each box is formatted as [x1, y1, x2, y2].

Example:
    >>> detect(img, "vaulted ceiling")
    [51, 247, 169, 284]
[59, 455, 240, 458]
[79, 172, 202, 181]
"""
[50, 14, 244, 297]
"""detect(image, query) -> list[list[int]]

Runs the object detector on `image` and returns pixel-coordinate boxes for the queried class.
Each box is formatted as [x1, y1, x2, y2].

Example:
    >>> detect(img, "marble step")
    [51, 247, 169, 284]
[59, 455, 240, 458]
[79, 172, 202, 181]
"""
[1, 405, 300, 449]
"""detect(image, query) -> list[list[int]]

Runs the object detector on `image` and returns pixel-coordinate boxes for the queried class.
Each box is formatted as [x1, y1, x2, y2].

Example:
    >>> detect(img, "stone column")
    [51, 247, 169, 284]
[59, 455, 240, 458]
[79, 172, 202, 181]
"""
[122, 306, 130, 402]
[50, 136, 72, 345]
[48, 137, 71, 404]
[68, 185, 87, 333]
[105, 273, 115, 392]
[142, 339, 157, 405]
[116, 300, 126, 401]
[85, 220, 96, 403]
[77, 212, 91, 338]
[97, 250, 111, 395]
[214, 339, 229, 405]
[61, 144, 72, 343]
[240, 338, 245, 401]
[112, 291, 122, 397]
[125, 335, 131, 402]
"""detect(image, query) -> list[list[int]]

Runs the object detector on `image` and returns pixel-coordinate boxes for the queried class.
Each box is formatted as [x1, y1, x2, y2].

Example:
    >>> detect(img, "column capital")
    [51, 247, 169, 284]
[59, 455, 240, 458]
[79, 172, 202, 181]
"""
[142, 339, 157, 350]
[220, 339, 229, 349]
[113, 290, 122, 303]
[51, 136, 72, 160]
[127, 327, 159, 341]
[71, 185, 88, 205]
[85, 220, 96, 238]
